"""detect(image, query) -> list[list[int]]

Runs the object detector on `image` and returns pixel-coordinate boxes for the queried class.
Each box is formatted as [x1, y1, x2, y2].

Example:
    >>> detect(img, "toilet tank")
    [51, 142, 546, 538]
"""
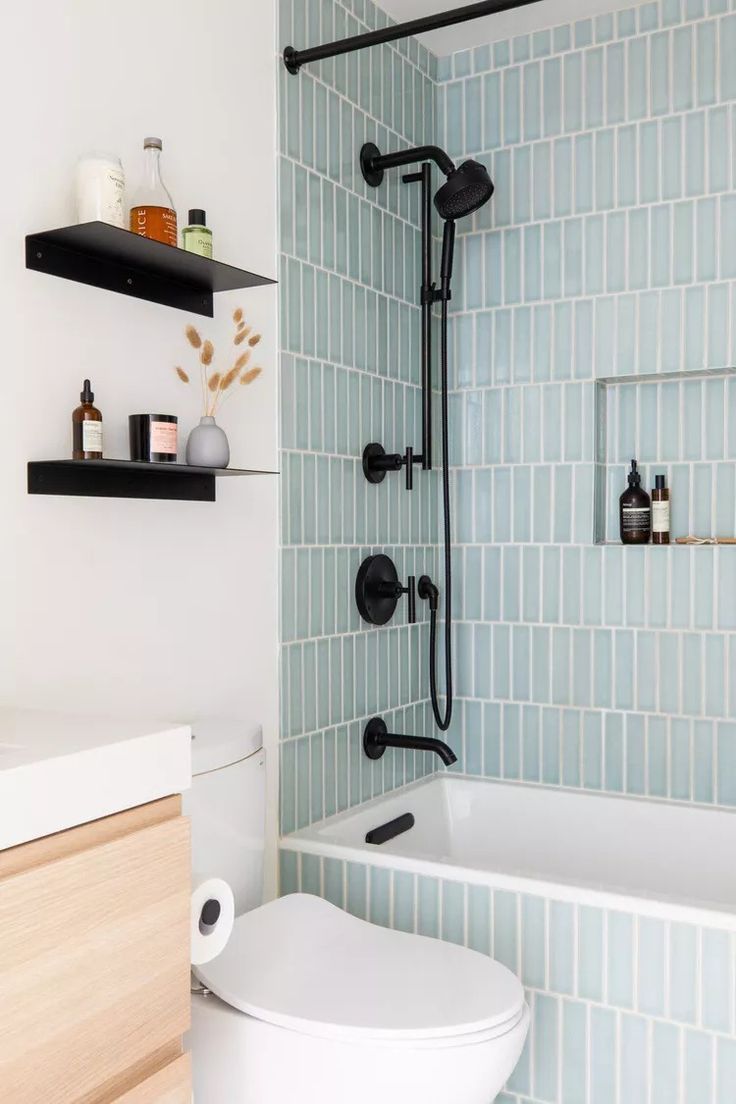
[182, 720, 266, 917]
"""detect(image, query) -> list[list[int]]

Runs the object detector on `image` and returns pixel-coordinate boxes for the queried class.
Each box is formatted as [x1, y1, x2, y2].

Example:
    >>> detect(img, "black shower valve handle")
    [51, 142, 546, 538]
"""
[406, 574, 416, 623]
[355, 554, 417, 627]
[362, 442, 420, 490]
[404, 446, 414, 491]
[377, 575, 416, 623]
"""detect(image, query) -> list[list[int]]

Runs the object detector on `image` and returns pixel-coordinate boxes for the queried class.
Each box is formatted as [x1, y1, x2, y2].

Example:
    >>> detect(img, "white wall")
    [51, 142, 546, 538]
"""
[0, 0, 280, 886]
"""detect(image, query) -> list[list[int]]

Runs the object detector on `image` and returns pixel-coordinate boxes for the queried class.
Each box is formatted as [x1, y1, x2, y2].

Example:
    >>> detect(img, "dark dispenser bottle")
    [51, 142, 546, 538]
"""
[619, 460, 651, 544]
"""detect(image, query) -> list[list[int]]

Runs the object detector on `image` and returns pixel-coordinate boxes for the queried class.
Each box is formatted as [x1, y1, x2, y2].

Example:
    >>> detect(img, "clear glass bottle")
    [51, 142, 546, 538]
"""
[129, 137, 177, 247]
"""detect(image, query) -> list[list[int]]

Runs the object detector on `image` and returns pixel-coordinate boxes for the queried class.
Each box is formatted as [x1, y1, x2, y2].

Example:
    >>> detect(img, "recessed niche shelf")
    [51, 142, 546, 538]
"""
[594, 367, 736, 545]
[27, 459, 278, 503]
[26, 222, 276, 316]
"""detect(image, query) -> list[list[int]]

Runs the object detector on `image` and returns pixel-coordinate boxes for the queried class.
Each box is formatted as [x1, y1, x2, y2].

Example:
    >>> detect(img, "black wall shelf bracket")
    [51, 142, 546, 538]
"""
[28, 459, 278, 503]
[26, 223, 276, 317]
[283, 0, 544, 74]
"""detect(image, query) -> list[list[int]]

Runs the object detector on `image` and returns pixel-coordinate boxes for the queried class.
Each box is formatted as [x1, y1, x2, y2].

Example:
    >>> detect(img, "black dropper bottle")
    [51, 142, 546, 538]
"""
[619, 460, 651, 544]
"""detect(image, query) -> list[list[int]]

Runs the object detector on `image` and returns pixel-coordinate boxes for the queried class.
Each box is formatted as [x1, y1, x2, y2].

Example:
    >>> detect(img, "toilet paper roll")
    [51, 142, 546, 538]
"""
[191, 874, 235, 966]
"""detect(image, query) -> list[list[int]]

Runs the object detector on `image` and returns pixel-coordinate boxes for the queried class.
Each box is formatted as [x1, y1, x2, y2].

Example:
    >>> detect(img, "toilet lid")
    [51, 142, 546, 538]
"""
[194, 893, 525, 1042]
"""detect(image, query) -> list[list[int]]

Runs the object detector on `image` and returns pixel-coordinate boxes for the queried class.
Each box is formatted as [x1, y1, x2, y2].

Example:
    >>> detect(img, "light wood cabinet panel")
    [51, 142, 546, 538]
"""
[0, 802, 191, 1104]
[111, 1055, 191, 1104]
[0, 796, 182, 881]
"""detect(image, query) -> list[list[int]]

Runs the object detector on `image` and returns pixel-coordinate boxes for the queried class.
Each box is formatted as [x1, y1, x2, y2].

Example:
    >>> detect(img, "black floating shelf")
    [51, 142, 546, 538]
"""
[28, 459, 278, 503]
[26, 222, 276, 317]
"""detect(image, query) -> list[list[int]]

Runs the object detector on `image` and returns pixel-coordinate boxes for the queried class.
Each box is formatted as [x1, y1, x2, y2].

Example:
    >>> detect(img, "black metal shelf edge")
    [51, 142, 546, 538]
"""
[26, 222, 276, 317]
[28, 459, 278, 503]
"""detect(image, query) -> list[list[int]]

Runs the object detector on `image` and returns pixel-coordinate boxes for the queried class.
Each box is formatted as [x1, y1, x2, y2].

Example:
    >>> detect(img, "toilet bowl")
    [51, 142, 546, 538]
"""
[190, 892, 529, 1104]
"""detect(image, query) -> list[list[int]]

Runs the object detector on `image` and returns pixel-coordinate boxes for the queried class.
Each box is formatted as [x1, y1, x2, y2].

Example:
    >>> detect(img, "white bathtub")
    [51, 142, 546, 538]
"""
[283, 776, 736, 931]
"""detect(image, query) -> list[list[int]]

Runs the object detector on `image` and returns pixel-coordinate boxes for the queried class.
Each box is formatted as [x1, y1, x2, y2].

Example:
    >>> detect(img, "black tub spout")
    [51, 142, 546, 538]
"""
[363, 717, 457, 767]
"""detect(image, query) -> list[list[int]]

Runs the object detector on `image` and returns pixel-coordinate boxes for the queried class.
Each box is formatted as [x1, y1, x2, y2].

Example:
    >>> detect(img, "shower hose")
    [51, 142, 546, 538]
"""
[427, 294, 453, 733]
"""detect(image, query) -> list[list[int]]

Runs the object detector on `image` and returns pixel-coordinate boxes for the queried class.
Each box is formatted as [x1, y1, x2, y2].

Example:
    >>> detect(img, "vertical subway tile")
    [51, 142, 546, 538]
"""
[620, 1015, 649, 1104]
[670, 923, 698, 1023]
[562, 999, 587, 1104]
[533, 994, 560, 1101]
[652, 1022, 682, 1104]
[578, 906, 604, 1000]
[590, 1006, 617, 1104]
[686, 1031, 714, 1104]
[549, 901, 575, 994]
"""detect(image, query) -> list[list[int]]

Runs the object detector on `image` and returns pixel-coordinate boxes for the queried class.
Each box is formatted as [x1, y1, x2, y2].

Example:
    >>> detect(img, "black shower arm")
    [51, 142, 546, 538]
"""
[365, 144, 455, 179]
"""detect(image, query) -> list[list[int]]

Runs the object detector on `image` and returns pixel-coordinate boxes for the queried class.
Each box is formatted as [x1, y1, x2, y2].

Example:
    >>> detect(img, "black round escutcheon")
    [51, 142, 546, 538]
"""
[363, 717, 388, 760]
[360, 142, 384, 188]
[200, 898, 222, 928]
[363, 442, 388, 484]
[355, 554, 400, 626]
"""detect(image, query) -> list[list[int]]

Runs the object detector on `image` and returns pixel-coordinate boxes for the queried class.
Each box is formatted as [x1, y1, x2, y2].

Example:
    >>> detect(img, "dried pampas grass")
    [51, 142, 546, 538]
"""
[176, 309, 265, 417]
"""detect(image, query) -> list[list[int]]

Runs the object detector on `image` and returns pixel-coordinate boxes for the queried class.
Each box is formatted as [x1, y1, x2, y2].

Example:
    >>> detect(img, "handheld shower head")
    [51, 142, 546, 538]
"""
[434, 159, 494, 220]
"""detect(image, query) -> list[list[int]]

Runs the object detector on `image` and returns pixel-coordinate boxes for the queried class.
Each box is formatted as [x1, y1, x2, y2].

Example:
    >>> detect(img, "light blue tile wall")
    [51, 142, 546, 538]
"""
[278, 0, 441, 832]
[278, 1, 736, 1099]
[438, 0, 736, 812]
[282, 848, 736, 1104]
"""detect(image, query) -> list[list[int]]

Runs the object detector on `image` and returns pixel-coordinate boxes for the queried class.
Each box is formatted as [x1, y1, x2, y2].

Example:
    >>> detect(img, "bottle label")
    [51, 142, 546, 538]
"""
[82, 421, 102, 453]
[622, 506, 650, 533]
[652, 501, 670, 533]
[151, 421, 178, 455]
[130, 205, 178, 247]
[184, 229, 213, 258]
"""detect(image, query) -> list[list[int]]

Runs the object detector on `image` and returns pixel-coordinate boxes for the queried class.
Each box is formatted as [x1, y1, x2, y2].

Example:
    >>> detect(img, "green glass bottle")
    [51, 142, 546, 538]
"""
[182, 208, 213, 258]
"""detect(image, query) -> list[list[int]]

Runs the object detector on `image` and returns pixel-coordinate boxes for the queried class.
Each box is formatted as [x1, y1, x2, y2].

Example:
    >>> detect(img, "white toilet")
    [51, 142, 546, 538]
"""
[185, 725, 529, 1104]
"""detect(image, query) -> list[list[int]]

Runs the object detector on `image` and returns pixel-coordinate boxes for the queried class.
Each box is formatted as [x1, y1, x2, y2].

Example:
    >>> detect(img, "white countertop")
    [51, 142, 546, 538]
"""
[0, 709, 191, 851]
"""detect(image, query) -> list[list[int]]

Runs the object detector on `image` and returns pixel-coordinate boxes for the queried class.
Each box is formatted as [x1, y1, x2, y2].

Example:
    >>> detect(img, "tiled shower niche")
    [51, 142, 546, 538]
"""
[595, 367, 736, 543]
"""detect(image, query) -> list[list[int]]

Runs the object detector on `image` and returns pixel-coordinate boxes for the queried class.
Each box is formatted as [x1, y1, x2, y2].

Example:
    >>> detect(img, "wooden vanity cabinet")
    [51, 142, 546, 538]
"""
[112, 1054, 191, 1104]
[0, 796, 191, 1104]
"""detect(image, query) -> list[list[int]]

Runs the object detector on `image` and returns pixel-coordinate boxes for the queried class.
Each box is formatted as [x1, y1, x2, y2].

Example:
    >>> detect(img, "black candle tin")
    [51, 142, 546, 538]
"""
[129, 414, 178, 463]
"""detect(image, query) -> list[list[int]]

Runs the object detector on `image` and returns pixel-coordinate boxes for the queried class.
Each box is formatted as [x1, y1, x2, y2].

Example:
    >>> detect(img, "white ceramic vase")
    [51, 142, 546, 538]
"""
[186, 416, 230, 469]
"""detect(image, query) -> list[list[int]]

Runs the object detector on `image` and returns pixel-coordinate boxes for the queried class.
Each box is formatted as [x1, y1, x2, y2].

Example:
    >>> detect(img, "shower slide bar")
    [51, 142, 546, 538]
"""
[284, 0, 545, 74]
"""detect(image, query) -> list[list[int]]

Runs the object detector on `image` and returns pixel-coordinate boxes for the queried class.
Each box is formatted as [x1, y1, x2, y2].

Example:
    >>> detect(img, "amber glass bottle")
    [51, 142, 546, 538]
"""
[652, 474, 670, 544]
[129, 137, 177, 247]
[72, 379, 103, 460]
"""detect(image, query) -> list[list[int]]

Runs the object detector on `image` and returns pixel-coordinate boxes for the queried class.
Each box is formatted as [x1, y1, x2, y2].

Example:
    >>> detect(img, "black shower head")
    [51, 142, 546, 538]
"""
[359, 141, 494, 221]
[434, 159, 494, 220]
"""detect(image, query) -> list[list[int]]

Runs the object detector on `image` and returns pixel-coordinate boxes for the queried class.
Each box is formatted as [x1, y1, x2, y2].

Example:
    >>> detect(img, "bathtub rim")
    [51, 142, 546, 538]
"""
[281, 774, 736, 934]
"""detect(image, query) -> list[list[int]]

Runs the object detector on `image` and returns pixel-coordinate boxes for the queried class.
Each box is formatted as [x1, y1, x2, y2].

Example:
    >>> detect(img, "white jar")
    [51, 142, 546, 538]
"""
[75, 152, 125, 228]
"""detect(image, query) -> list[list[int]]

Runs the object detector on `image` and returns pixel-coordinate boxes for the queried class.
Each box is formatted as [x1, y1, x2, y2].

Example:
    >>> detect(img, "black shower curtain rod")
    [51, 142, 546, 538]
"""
[284, 0, 544, 73]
